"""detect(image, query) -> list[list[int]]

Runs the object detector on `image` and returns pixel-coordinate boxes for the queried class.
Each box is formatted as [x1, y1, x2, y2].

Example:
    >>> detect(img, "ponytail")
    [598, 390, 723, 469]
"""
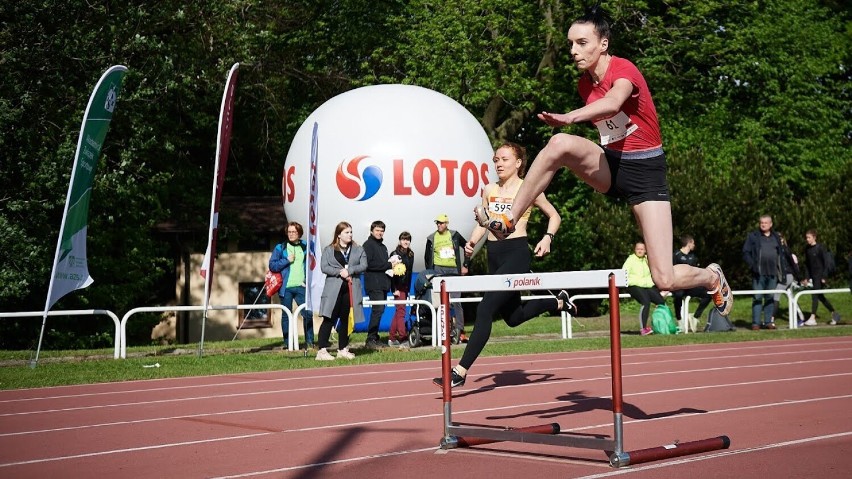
[574, 2, 612, 42]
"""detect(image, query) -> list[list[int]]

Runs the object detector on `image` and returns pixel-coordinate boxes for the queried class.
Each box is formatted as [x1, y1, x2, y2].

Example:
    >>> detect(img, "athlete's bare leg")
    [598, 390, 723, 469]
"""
[632, 201, 717, 291]
[510, 133, 609, 220]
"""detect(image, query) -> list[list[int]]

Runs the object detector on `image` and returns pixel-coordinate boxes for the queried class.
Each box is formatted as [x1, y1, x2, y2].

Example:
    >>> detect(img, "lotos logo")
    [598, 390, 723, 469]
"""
[336, 155, 383, 201]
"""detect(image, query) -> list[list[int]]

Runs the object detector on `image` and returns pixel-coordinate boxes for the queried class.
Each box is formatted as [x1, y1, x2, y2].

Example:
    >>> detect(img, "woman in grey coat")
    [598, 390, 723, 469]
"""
[315, 221, 367, 360]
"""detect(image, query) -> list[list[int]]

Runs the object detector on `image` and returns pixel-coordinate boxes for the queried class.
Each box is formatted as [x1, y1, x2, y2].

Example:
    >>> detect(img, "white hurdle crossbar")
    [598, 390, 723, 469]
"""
[435, 269, 730, 467]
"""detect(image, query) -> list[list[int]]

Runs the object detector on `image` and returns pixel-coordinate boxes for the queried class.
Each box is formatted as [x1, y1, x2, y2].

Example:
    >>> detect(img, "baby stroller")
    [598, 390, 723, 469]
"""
[407, 270, 460, 347]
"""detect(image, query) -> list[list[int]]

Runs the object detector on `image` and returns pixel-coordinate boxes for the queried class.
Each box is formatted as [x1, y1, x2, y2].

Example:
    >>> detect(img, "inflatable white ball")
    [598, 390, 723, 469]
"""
[283, 84, 496, 271]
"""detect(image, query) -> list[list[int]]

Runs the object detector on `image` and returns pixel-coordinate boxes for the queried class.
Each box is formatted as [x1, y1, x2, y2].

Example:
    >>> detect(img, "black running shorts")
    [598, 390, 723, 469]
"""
[602, 147, 670, 205]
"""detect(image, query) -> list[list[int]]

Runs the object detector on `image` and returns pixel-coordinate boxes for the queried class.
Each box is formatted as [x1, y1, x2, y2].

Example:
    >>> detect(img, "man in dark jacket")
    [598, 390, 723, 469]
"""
[742, 215, 787, 330]
[363, 220, 400, 348]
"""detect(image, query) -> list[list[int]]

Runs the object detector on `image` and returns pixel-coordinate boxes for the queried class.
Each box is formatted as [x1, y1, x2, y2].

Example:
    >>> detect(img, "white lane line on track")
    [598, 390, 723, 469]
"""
[2, 338, 850, 404]
[0, 380, 852, 468]
[0, 432, 274, 468]
[2, 394, 849, 472]
[572, 431, 852, 479]
[209, 447, 437, 479]
[3, 352, 851, 418]
[2, 359, 850, 434]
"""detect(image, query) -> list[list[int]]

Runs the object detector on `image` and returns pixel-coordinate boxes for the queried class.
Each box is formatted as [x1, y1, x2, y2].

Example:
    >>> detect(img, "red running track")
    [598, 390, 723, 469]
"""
[1, 337, 851, 478]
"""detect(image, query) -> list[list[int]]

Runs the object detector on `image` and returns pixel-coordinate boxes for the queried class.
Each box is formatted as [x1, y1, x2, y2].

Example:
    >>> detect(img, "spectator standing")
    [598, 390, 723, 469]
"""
[802, 230, 841, 326]
[363, 220, 400, 348]
[742, 215, 786, 330]
[671, 234, 712, 330]
[624, 242, 667, 335]
[424, 214, 470, 340]
[316, 221, 367, 360]
[268, 222, 313, 348]
[772, 233, 804, 324]
[389, 231, 415, 346]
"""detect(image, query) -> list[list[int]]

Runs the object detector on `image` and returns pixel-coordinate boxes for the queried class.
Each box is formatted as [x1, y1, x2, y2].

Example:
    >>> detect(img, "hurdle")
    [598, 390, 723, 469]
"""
[436, 270, 729, 467]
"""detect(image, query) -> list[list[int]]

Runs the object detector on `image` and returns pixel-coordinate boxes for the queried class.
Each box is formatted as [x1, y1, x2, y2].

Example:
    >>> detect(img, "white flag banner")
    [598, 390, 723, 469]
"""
[44, 65, 127, 311]
[33, 65, 127, 367]
[306, 122, 324, 312]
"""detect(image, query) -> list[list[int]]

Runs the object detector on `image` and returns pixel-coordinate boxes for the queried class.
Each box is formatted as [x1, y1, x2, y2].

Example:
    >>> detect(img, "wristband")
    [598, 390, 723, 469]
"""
[545, 233, 555, 241]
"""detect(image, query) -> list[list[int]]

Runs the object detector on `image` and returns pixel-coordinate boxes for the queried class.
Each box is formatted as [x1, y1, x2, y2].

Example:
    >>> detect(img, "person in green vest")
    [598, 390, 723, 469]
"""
[424, 213, 470, 341]
[623, 241, 667, 336]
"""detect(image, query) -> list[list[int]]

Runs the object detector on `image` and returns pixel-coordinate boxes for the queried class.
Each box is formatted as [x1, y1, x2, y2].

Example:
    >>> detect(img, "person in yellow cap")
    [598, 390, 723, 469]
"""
[424, 213, 469, 341]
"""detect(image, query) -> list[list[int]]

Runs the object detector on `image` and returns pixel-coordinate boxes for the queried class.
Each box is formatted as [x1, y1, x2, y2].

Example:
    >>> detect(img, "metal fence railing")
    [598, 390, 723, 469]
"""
[0, 309, 121, 359]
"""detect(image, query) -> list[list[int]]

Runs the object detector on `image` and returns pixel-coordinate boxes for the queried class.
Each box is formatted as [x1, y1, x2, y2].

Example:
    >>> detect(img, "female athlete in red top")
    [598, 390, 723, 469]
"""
[480, 6, 732, 316]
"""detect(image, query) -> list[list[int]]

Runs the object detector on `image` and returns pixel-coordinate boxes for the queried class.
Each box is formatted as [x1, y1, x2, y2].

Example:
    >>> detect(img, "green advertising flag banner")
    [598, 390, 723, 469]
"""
[45, 65, 127, 310]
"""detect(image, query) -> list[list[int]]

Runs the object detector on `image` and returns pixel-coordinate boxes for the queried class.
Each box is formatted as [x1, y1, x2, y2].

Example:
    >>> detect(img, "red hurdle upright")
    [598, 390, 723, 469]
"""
[436, 270, 730, 467]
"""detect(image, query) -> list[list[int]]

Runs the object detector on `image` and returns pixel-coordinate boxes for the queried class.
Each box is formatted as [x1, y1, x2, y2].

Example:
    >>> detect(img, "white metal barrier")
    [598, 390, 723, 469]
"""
[671, 287, 852, 331]
[360, 299, 439, 346]
[291, 300, 436, 348]
[792, 288, 851, 327]
[120, 304, 292, 358]
[12, 286, 847, 362]
[565, 293, 633, 338]
[681, 289, 795, 331]
[360, 296, 559, 348]
[0, 309, 121, 359]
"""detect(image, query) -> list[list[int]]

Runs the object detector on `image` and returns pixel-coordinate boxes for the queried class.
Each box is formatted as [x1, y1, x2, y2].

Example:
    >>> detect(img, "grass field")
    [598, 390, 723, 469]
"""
[2, 291, 849, 391]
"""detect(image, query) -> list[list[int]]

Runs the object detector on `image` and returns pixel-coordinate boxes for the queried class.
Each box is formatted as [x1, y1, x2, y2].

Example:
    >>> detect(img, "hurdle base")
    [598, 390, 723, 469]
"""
[444, 424, 616, 451]
[440, 435, 460, 449]
[451, 423, 560, 448]
[609, 435, 730, 467]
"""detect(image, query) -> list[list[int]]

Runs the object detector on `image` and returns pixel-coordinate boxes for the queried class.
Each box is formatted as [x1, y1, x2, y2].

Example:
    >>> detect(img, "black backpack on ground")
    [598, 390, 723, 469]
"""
[704, 309, 736, 332]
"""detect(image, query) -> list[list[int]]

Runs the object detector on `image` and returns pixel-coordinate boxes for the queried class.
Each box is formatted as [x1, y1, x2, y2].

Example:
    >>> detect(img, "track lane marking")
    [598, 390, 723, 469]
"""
[3, 338, 850, 404]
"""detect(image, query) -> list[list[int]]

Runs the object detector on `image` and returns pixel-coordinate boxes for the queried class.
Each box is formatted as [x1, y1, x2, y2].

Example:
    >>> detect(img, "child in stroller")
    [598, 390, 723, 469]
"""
[407, 269, 461, 347]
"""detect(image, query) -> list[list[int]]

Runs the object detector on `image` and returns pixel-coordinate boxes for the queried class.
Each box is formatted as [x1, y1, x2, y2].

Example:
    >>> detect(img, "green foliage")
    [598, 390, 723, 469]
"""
[1, 0, 849, 351]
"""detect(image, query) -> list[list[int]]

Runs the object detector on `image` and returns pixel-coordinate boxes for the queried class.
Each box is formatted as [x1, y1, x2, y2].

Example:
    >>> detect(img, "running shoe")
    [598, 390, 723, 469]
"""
[804, 317, 818, 326]
[557, 290, 577, 316]
[830, 311, 840, 325]
[474, 205, 515, 239]
[640, 327, 653, 336]
[336, 348, 355, 360]
[315, 348, 335, 361]
[432, 368, 466, 389]
[707, 263, 733, 316]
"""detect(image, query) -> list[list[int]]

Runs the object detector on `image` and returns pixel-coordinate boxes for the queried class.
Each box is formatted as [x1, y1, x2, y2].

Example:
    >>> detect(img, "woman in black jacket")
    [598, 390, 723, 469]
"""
[802, 230, 840, 326]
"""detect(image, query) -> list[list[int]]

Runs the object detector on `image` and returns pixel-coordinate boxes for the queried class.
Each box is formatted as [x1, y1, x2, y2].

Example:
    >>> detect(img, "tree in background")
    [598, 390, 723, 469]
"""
[1, 0, 848, 347]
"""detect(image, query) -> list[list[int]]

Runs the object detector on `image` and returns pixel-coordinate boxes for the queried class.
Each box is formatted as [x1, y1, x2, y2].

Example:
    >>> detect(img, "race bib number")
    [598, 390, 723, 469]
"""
[439, 246, 456, 260]
[488, 197, 513, 214]
[594, 111, 638, 145]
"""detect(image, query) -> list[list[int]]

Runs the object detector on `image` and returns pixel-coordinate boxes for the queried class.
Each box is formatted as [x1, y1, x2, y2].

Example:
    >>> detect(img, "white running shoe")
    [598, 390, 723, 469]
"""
[804, 317, 818, 326]
[315, 348, 335, 361]
[830, 311, 840, 325]
[336, 348, 355, 360]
